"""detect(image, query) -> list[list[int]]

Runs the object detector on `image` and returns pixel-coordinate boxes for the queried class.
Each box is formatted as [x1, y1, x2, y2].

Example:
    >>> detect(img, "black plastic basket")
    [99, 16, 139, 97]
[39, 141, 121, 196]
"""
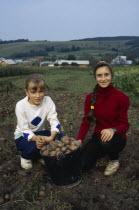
[42, 147, 82, 187]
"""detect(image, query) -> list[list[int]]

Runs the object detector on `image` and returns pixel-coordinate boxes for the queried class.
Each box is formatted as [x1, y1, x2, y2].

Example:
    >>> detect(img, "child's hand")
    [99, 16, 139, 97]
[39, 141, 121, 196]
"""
[36, 136, 46, 149]
[44, 136, 54, 144]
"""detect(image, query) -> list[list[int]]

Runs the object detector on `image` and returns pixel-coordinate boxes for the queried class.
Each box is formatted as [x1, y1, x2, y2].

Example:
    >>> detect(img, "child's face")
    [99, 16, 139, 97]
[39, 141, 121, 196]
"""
[25, 82, 45, 105]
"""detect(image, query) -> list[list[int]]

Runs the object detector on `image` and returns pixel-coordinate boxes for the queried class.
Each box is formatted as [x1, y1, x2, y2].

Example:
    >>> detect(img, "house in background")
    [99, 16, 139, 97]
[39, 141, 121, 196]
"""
[0, 57, 6, 65]
[0, 59, 16, 66]
[40, 61, 55, 67]
[0, 57, 5, 62]
[18, 61, 32, 66]
[111, 55, 132, 65]
[55, 60, 89, 67]
[14, 59, 23, 64]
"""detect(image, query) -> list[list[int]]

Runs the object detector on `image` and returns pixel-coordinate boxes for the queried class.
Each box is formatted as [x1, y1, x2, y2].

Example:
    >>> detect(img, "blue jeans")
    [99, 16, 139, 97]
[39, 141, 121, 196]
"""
[15, 130, 63, 160]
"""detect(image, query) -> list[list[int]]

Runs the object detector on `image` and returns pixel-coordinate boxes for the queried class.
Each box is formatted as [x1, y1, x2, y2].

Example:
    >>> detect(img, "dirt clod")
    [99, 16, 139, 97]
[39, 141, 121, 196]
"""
[39, 191, 46, 197]
[0, 197, 4, 205]
[4, 194, 10, 200]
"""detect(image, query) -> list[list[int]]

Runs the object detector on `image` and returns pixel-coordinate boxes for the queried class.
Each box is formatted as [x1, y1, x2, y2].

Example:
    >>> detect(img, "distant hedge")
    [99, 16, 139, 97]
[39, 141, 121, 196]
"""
[0, 65, 91, 77]
[0, 66, 40, 77]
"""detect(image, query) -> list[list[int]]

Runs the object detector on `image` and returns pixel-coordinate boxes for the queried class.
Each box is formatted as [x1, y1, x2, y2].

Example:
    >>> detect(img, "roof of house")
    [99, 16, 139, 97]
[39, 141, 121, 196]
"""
[2, 59, 16, 65]
[40, 61, 54, 65]
[40, 61, 55, 67]
[14, 59, 23, 63]
[55, 60, 89, 65]
[0, 57, 6, 61]
[18, 61, 32, 66]
[114, 55, 127, 61]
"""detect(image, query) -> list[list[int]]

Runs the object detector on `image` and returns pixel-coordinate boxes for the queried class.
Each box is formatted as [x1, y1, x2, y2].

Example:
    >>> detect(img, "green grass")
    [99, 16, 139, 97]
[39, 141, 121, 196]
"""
[0, 66, 139, 134]
[42, 69, 94, 93]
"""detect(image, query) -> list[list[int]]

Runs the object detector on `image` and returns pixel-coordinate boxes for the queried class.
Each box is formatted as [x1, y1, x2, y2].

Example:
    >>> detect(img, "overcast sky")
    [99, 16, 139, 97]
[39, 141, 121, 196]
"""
[0, 0, 139, 41]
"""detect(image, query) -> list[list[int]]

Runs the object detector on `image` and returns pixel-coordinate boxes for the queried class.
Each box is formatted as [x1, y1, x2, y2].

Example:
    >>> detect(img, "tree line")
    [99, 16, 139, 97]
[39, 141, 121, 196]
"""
[0, 39, 29, 44]
[11, 45, 81, 58]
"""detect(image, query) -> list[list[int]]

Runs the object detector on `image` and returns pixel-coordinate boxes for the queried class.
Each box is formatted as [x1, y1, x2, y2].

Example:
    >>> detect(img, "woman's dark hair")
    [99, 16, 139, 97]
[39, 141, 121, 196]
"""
[25, 74, 46, 90]
[87, 61, 113, 124]
[93, 61, 114, 79]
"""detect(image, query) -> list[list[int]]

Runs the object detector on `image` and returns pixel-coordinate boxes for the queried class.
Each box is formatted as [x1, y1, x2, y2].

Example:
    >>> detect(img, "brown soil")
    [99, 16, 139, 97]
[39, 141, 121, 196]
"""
[0, 93, 139, 210]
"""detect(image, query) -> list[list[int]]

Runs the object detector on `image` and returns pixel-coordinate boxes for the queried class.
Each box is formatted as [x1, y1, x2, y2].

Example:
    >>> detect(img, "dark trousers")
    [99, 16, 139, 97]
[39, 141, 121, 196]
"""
[15, 130, 63, 160]
[81, 133, 126, 171]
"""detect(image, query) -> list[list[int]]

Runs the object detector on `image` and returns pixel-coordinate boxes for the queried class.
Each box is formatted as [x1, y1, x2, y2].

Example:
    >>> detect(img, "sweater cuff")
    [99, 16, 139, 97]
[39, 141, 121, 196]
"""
[51, 128, 60, 133]
[51, 123, 61, 133]
[23, 133, 34, 141]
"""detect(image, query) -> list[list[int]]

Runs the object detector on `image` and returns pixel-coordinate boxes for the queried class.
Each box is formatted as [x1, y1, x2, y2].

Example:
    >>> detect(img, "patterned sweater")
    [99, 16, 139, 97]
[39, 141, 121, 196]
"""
[14, 96, 60, 141]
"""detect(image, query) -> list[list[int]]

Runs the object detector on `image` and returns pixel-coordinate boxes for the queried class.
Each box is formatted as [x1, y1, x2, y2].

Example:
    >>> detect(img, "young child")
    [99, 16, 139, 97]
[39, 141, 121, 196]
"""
[14, 74, 62, 169]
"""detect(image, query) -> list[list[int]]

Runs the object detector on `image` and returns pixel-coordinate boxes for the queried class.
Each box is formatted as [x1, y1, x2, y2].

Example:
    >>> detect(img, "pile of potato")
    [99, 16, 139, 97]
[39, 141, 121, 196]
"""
[41, 136, 80, 158]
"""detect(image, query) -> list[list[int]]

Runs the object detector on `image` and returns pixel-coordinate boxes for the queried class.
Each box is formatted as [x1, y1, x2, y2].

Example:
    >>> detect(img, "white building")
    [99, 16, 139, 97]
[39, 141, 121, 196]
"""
[19, 61, 32, 66]
[40, 61, 55, 67]
[55, 60, 89, 66]
[0, 57, 6, 61]
[14, 59, 23, 64]
[111, 55, 132, 65]
[0, 59, 16, 65]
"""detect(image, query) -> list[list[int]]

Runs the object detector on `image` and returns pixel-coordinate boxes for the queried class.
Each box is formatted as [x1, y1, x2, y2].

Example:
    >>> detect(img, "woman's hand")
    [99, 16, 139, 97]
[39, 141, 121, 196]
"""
[101, 128, 115, 142]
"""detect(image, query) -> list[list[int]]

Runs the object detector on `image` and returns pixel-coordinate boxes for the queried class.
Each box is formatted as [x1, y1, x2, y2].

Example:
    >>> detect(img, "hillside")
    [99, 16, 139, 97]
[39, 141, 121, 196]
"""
[71, 36, 139, 41]
[0, 36, 139, 60]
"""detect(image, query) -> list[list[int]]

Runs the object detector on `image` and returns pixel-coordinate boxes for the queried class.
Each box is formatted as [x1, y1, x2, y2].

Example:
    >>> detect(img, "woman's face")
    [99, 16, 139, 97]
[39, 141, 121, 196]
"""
[95, 66, 112, 88]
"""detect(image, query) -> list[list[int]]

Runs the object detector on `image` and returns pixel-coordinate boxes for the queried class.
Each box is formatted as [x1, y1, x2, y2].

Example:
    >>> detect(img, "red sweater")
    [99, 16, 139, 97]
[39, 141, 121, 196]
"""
[77, 84, 130, 141]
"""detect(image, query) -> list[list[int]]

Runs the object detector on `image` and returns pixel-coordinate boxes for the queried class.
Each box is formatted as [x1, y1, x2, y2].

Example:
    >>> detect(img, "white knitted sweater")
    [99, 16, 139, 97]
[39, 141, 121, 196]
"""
[14, 96, 60, 140]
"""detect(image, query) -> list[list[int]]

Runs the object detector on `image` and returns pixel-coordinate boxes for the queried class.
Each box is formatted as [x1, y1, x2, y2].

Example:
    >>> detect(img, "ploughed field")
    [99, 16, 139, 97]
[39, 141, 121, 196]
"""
[0, 68, 139, 210]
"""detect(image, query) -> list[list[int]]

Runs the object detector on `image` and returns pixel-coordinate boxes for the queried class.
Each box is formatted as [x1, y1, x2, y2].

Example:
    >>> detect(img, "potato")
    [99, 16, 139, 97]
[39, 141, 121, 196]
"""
[56, 151, 63, 157]
[49, 141, 54, 145]
[50, 151, 56, 156]
[4, 194, 10, 200]
[73, 146, 78, 151]
[55, 147, 61, 152]
[57, 142, 63, 147]
[0, 197, 4, 205]
[48, 141, 57, 151]
[69, 145, 78, 151]
[39, 191, 46, 197]
[50, 144, 57, 151]
[42, 150, 49, 156]
[62, 136, 69, 141]
[41, 146, 47, 151]
[65, 150, 71, 154]
[65, 145, 70, 149]
[63, 139, 70, 145]
[61, 146, 67, 153]
[70, 141, 76, 146]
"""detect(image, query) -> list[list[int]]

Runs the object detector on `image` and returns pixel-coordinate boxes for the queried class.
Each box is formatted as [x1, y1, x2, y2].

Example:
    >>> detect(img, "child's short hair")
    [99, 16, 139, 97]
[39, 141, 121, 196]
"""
[25, 74, 46, 90]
